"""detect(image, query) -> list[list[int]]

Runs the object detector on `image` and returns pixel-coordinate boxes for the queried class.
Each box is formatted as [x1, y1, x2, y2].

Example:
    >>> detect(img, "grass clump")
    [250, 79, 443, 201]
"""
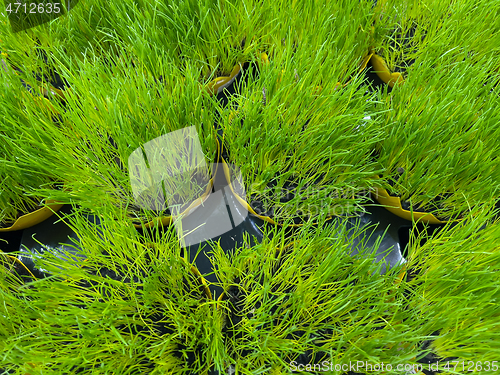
[368, 0, 457, 89]
[133, 0, 275, 79]
[374, 49, 500, 219]
[0, 0, 127, 97]
[217, 51, 383, 223]
[9, 47, 220, 224]
[2, 0, 500, 374]
[0, 0, 275, 86]
[2, 211, 426, 374]
[261, 0, 376, 77]
[404, 204, 500, 366]
[0, 64, 60, 228]
[370, 0, 500, 86]
[209, 0, 382, 224]
[211, 219, 429, 373]
[0, 209, 224, 374]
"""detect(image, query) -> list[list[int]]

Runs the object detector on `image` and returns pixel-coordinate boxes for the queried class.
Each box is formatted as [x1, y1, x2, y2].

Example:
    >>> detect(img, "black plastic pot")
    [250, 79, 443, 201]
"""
[177, 158, 268, 299]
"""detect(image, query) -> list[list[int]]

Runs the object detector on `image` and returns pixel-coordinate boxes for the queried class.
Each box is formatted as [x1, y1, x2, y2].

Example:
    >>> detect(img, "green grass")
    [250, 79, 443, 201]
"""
[4, 47, 220, 223]
[0, 208, 415, 374]
[4, 205, 497, 374]
[0, 0, 273, 86]
[0, 65, 59, 227]
[405, 204, 500, 366]
[216, 3, 383, 222]
[0, 0, 122, 91]
[1, 0, 500, 374]
[371, 0, 500, 77]
[260, 0, 375, 75]
[214, 220, 419, 373]
[373, 2, 448, 74]
[0, 208, 218, 374]
[375, 49, 500, 219]
[219, 66, 383, 222]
